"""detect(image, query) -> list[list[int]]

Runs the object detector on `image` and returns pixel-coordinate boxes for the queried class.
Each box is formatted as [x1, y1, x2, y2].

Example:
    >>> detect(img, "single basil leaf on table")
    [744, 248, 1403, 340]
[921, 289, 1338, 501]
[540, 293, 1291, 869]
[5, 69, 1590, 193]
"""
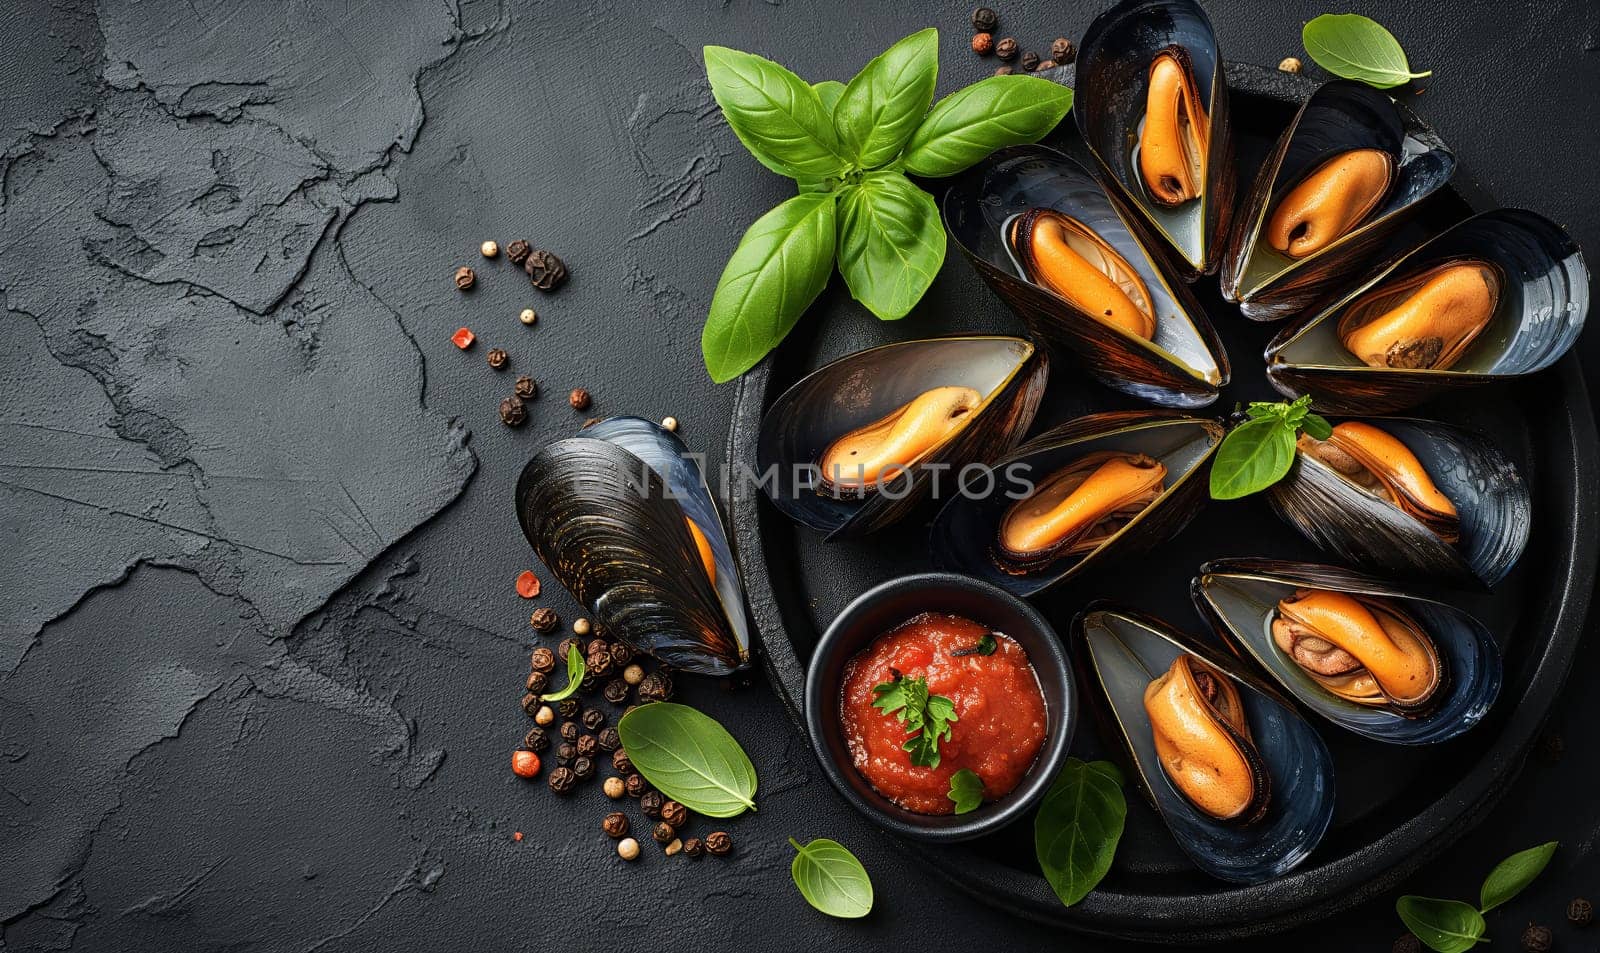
[835, 171, 946, 319]
[617, 702, 758, 817]
[537, 645, 586, 703]
[1302, 13, 1432, 89]
[812, 80, 847, 116]
[1395, 896, 1486, 953]
[789, 838, 873, 918]
[1209, 415, 1298, 500]
[1034, 757, 1128, 908]
[1479, 841, 1558, 913]
[702, 191, 838, 383]
[832, 28, 939, 169]
[947, 768, 984, 814]
[900, 76, 1074, 178]
[703, 46, 848, 179]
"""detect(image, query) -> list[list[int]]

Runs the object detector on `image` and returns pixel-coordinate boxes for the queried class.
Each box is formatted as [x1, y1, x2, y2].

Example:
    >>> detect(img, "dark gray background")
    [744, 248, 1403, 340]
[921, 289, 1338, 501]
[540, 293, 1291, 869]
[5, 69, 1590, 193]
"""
[1, 0, 1595, 950]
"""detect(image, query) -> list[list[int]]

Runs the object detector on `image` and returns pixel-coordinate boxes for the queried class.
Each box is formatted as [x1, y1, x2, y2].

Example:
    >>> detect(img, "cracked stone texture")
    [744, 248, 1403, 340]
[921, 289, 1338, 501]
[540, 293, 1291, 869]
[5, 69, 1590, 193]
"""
[2, 0, 1598, 951]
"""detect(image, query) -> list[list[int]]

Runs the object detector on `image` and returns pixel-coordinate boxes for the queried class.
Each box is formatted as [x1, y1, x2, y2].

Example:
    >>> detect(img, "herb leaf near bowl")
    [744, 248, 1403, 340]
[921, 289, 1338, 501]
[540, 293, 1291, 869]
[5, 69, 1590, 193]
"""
[1479, 840, 1558, 912]
[616, 702, 758, 817]
[1302, 13, 1432, 89]
[537, 645, 586, 703]
[1034, 758, 1128, 908]
[871, 673, 958, 768]
[947, 768, 984, 814]
[1209, 396, 1331, 500]
[789, 837, 874, 918]
[1395, 841, 1559, 952]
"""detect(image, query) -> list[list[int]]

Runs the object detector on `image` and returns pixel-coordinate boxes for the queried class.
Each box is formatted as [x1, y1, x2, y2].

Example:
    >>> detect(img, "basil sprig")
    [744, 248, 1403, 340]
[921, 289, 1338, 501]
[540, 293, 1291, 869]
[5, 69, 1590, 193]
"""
[537, 644, 586, 703]
[701, 29, 1073, 382]
[1033, 758, 1128, 907]
[1208, 396, 1331, 500]
[1302, 13, 1431, 89]
[1397, 841, 1559, 952]
[789, 837, 873, 918]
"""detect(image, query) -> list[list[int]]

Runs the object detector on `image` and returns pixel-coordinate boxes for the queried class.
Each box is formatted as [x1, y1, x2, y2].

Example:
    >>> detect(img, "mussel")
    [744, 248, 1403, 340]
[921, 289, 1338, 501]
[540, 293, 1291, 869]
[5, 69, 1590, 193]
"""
[1266, 209, 1588, 412]
[515, 417, 749, 674]
[1268, 417, 1529, 587]
[757, 336, 1047, 539]
[1075, 605, 1334, 883]
[943, 145, 1229, 408]
[931, 411, 1222, 597]
[1076, 0, 1234, 276]
[1222, 81, 1455, 322]
[1193, 559, 1502, 744]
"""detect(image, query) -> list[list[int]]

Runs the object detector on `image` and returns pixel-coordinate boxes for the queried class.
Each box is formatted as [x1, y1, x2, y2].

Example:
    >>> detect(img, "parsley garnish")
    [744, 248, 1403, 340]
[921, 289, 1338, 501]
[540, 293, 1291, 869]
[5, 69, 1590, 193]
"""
[947, 768, 984, 814]
[871, 673, 958, 768]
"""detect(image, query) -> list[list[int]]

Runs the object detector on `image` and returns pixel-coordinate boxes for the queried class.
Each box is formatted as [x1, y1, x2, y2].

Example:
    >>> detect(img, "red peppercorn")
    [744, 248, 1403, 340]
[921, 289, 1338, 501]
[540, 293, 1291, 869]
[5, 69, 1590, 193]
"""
[451, 327, 476, 350]
[515, 571, 540, 599]
[511, 749, 541, 779]
[971, 32, 994, 55]
[512, 831, 523, 842]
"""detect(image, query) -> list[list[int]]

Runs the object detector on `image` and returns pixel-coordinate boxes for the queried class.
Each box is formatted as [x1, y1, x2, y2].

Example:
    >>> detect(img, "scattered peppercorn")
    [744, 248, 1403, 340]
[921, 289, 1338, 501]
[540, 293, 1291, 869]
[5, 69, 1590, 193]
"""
[486, 347, 508, 370]
[603, 812, 630, 837]
[1021, 50, 1040, 71]
[624, 773, 648, 798]
[664, 838, 683, 856]
[530, 646, 557, 673]
[480, 240, 499, 258]
[652, 821, 676, 844]
[514, 375, 537, 399]
[506, 239, 531, 266]
[1278, 56, 1302, 74]
[597, 727, 621, 751]
[613, 749, 635, 775]
[1051, 37, 1073, 63]
[525, 671, 547, 694]
[560, 721, 579, 743]
[609, 642, 633, 666]
[586, 650, 614, 678]
[994, 65, 1013, 76]
[971, 32, 993, 55]
[559, 698, 580, 719]
[1570, 898, 1594, 926]
[557, 636, 581, 660]
[1037, 59, 1057, 70]
[518, 307, 538, 325]
[576, 734, 597, 759]
[1392, 935, 1422, 953]
[520, 692, 541, 717]
[498, 396, 526, 427]
[530, 607, 559, 633]
[1522, 924, 1553, 952]
[556, 742, 576, 764]
[705, 831, 733, 856]
[683, 837, 704, 858]
[604, 776, 626, 799]
[638, 671, 674, 702]
[522, 726, 549, 752]
[548, 766, 576, 794]
[573, 618, 593, 637]
[451, 327, 476, 350]
[972, 6, 998, 32]
[603, 678, 630, 704]
[515, 571, 540, 599]
[524, 249, 568, 291]
[572, 756, 596, 780]
[454, 266, 476, 291]
[512, 830, 522, 842]
[622, 664, 646, 686]
[640, 791, 665, 818]
[569, 388, 591, 411]
[616, 837, 640, 861]
[582, 708, 606, 730]
[660, 800, 688, 828]
[511, 748, 541, 778]
[660, 416, 678, 433]
[995, 36, 1017, 61]
[535, 705, 555, 726]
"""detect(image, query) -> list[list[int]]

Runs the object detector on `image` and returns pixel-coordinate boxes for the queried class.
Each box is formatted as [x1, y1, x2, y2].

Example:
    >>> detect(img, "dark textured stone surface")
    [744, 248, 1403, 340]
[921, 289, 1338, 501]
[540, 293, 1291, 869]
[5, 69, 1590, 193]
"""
[0, 1, 1595, 950]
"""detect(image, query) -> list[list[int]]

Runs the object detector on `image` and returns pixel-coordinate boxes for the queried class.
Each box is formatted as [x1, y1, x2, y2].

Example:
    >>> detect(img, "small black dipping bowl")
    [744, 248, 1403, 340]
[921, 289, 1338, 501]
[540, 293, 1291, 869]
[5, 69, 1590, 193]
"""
[805, 572, 1076, 842]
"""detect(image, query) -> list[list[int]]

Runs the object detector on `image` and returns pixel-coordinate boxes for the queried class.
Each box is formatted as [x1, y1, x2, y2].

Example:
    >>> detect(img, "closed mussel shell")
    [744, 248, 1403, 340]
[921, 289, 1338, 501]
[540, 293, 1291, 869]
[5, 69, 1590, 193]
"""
[756, 336, 1048, 540]
[1265, 208, 1588, 412]
[942, 145, 1229, 408]
[515, 417, 750, 674]
[931, 411, 1222, 597]
[1075, 0, 1235, 277]
[1222, 80, 1455, 322]
[1267, 417, 1529, 587]
[1192, 559, 1502, 744]
[1073, 604, 1335, 884]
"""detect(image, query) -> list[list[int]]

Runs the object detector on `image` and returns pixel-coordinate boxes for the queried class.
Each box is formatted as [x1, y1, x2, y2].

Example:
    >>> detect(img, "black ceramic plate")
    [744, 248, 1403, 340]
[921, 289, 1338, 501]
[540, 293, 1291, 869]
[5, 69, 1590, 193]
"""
[724, 64, 1598, 943]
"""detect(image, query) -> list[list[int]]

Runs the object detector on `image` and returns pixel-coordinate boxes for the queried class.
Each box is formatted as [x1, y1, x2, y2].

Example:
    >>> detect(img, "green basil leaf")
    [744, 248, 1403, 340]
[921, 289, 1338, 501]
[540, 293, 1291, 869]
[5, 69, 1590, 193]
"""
[704, 46, 847, 179]
[1209, 416, 1298, 500]
[833, 28, 939, 169]
[537, 645, 586, 703]
[1302, 14, 1432, 89]
[901, 76, 1073, 178]
[1034, 757, 1127, 908]
[1301, 412, 1334, 441]
[812, 80, 847, 116]
[702, 192, 837, 383]
[1479, 841, 1558, 913]
[1396, 897, 1486, 953]
[789, 838, 873, 918]
[947, 768, 984, 814]
[617, 702, 758, 817]
[836, 172, 946, 320]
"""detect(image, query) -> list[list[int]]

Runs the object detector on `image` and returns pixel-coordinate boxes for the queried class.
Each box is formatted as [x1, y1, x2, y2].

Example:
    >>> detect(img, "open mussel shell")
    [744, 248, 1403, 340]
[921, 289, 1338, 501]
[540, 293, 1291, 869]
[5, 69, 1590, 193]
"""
[930, 411, 1221, 597]
[1265, 208, 1589, 412]
[1073, 604, 1335, 884]
[1222, 80, 1456, 322]
[942, 145, 1229, 408]
[756, 336, 1047, 540]
[1268, 417, 1529, 587]
[1192, 559, 1502, 744]
[1075, 0, 1235, 277]
[515, 417, 750, 675]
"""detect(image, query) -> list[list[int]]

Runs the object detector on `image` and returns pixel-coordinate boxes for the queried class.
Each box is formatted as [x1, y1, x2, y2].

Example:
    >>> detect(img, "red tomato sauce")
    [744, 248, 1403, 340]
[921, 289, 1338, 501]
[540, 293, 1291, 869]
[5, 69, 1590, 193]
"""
[839, 612, 1047, 815]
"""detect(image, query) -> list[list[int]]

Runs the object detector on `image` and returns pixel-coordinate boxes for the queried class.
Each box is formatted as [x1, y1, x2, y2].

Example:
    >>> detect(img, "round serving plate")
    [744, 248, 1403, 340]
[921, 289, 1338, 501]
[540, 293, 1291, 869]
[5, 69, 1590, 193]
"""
[725, 63, 1598, 943]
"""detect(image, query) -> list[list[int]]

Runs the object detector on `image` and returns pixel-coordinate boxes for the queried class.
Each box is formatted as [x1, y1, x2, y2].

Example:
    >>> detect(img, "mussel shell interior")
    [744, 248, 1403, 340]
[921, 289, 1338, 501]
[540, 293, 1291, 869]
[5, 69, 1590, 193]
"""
[1075, 0, 1229, 273]
[931, 412, 1221, 597]
[942, 146, 1224, 395]
[1078, 607, 1335, 884]
[1193, 560, 1502, 744]
[1269, 418, 1530, 587]
[1228, 81, 1455, 304]
[756, 336, 1046, 540]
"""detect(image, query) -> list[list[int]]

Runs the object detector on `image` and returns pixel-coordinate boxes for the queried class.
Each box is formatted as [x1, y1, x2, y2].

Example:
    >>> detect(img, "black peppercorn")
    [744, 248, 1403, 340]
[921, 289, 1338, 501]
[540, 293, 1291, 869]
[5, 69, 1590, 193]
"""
[524, 671, 547, 694]
[1392, 935, 1423, 953]
[454, 266, 476, 291]
[498, 396, 526, 427]
[602, 812, 629, 837]
[572, 756, 595, 780]
[972, 6, 998, 32]
[559, 721, 579, 742]
[624, 773, 648, 798]
[995, 36, 1017, 61]
[557, 636, 581, 660]
[1051, 37, 1074, 63]
[586, 651, 614, 678]
[513, 375, 537, 400]
[548, 766, 576, 794]
[652, 821, 675, 844]
[521, 692, 541, 717]
[529, 646, 557, 673]
[1021, 50, 1040, 71]
[576, 734, 597, 758]
[603, 678, 630, 705]
[597, 727, 621, 751]
[558, 698, 580, 719]
[637, 671, 674, 703]
[486, 347, 508, 370]
[660, 800, 688, 828]
[612, 749, 634, 774]
[639, 791, 665, 817]
[585, 638, 608, 657]
[580, 672, 599, 692]
[608, 642, 633, 666]
[1522, 924, 1553, 953]
[506, 239, 531, 266]
[522, 726, 549, 752]
[582, 708, 606, 730]
[556, 742, 576, 764]
[705, 831, 733, 856]
[683, 836, 704, 858]
[529, 607, 558, 633]
[1570, 898, 1594, 926]
[569, 387, 591, 411]
[524, 249, 568, 291]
